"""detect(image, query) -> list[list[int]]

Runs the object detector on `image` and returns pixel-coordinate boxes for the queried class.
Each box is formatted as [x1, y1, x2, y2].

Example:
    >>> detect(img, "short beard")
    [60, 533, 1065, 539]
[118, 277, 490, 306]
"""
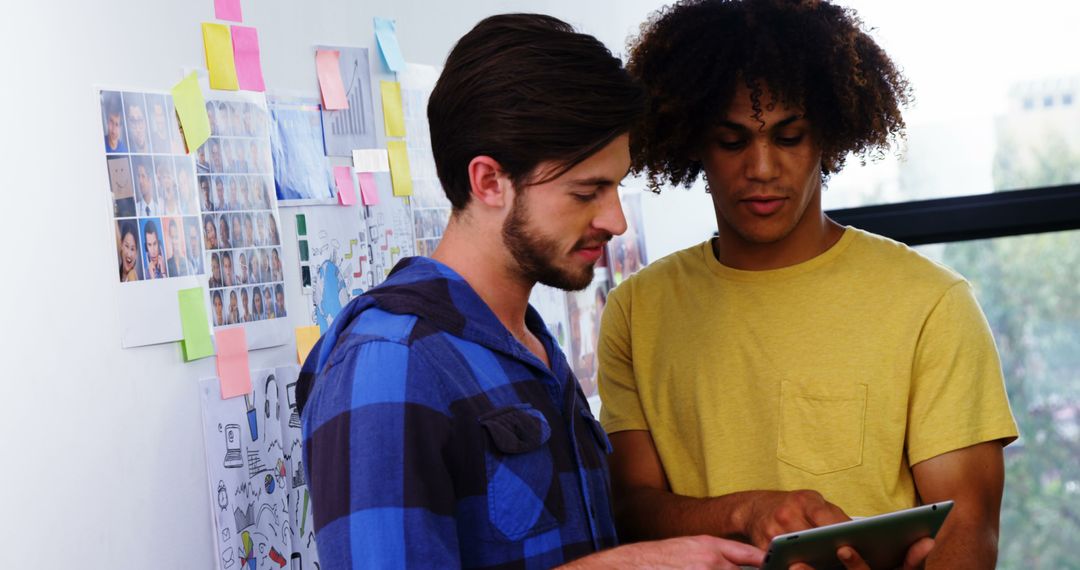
[501, 190, 595, 292]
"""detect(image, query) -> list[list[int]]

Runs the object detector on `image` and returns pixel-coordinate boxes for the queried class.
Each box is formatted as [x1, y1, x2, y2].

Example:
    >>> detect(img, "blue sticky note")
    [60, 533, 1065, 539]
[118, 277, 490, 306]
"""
[374, 17, 406, 72]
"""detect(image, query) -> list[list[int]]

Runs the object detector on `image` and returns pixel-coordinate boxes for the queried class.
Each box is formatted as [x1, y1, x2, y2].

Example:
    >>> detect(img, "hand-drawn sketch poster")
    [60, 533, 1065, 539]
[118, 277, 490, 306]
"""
[200, 365, 319, 570]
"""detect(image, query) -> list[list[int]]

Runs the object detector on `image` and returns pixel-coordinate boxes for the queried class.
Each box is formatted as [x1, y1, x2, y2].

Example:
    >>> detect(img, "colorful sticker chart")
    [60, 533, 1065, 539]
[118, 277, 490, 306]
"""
[102, 90, 205, 284]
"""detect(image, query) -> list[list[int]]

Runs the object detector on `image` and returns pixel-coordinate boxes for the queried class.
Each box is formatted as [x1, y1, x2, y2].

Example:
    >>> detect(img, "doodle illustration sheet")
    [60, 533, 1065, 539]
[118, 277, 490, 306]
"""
[200, 365, 319, 570]
[100, 88, 207, 347]
[317, 45, 378, 157]
[363, 171, 417, 284]
[200, 91, 292, 350]
[292, 206, 372, 333]
[398, 63, 452, 258]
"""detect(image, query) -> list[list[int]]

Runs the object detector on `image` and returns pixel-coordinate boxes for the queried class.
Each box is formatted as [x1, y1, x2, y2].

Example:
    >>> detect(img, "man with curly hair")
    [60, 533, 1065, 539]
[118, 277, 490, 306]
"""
[597, 1, 1018, 568]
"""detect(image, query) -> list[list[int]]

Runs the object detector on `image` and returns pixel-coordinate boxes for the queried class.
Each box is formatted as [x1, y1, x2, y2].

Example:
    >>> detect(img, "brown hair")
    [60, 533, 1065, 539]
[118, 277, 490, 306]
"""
[628, 0, 910, 189]
[428, 13, 644, 210]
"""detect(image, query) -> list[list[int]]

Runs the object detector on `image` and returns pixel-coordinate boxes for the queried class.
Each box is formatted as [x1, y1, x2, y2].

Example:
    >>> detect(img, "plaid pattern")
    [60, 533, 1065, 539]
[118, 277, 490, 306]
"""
[297, 257, 617, 569]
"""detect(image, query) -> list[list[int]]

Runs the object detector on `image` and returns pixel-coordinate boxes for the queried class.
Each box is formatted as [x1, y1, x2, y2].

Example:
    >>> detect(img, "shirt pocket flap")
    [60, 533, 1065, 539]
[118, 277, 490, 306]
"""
[479, 404, 552, 454]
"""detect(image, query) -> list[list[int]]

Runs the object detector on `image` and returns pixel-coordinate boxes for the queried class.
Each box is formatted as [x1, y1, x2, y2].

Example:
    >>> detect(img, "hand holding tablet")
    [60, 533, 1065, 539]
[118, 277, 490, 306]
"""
[760, 500, 952, 570]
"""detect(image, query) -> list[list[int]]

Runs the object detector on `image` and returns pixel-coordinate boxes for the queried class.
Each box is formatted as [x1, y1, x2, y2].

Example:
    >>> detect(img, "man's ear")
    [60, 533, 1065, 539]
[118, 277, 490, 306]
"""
[468, 156, 510, 209]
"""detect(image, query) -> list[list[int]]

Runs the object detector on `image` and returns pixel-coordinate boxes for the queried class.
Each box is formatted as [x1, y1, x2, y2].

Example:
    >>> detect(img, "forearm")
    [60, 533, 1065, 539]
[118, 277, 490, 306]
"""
[924, 515, 998, 570]
[614, 486, 762, 543]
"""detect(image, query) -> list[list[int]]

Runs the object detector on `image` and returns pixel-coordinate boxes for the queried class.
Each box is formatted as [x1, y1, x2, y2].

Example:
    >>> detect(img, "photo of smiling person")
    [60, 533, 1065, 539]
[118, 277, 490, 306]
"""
[116, 219, 142, 282]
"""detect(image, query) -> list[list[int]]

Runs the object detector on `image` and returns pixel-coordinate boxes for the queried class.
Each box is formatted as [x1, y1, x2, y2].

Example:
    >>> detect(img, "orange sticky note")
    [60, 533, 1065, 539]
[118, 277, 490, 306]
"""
[335, 166, 357, 205]
[357, 171, 379, 205]
[387, 140, 413, 196]
[171, 73, 212, 151]
[316, 49, 349, 110]
[203, 23, 240, 90]
[380, 81, 405, 137]
[231, 25, 265, 92]
[216, 327, 252, 399]
[296, 325, 321, 364]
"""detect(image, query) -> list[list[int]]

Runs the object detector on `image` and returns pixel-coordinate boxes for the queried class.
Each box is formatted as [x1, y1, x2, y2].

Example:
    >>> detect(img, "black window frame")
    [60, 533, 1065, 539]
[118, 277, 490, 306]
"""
[828, 183, 1080, 245]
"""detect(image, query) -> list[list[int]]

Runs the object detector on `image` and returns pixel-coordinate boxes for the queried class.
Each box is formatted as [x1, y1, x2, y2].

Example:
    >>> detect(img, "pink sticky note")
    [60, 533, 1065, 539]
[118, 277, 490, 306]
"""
[216, 327, 252, 399]
[357, 171, 379, 205]
[231, 25, 265, 92]
[316, 50, 349, 110]
[215, 0, 243, 22]
[335, 166, 357, 205]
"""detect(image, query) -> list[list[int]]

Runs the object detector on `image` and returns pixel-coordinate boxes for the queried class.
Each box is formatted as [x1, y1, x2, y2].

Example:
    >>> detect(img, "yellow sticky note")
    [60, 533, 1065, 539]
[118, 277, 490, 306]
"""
[380, 81, 406, 138]
[202, 23, 240, 90]
[295, 325, 321, 364]
[179, 288, 214, 361]
[387, 140, 413, 197]
[171, 73, 211, 151]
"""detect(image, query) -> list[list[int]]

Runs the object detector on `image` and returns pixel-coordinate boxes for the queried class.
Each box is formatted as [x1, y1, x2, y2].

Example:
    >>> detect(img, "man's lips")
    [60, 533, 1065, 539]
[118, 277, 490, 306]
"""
[741, 196, 787, 216]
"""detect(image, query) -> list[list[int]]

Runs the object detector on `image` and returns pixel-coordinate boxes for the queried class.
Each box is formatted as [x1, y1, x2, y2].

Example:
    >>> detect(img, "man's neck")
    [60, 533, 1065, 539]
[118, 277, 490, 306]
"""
[431, 219, 534, 341]
[714, 212, 844, 271]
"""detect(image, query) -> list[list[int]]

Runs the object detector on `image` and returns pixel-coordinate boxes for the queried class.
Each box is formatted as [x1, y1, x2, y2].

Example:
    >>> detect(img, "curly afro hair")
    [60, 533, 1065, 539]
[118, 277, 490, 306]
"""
[628, 0, 911, 189]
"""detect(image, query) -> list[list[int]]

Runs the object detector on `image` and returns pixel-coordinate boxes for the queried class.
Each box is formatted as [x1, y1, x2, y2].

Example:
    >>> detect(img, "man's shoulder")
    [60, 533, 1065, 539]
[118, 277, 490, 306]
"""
[609, 240, 708, 303]
[846, 227, 965, 290]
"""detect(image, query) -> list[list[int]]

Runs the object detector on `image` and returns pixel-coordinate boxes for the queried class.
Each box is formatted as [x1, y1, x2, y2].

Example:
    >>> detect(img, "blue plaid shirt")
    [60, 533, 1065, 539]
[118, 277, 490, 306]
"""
[297, 257, 617, 569]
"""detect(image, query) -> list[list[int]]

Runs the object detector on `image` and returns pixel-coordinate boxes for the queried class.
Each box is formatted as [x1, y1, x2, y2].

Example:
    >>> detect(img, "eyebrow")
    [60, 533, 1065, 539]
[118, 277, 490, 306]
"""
[715, 114, 804, 132]
[568, 167, 632, 188]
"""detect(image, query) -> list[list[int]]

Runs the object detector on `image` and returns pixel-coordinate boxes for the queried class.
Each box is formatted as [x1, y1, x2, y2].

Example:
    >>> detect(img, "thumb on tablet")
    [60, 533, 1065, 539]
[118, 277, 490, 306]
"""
[902, 537, 935, 569]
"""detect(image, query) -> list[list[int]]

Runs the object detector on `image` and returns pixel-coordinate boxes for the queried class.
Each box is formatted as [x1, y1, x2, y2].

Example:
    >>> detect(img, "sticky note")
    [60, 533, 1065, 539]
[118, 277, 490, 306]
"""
[171, 72, 211, 151]
[216, 327, 252, 399]
[316, 49, 349, 110]
[352, 149, 390, 172]
[387, 141, 413, 196]
[380, 81, 405, 138]
[334, 165, 357, 205]
[296, 214, 307, 236]
[357, 171, 379, 205]
[178, 288, 214, 361]
[203, 23, 240, 91]
[295, 325, 321, 364]
[373, 17, 406, 72]
[215, 0, 242, 22]
[231, 25, 265, 92]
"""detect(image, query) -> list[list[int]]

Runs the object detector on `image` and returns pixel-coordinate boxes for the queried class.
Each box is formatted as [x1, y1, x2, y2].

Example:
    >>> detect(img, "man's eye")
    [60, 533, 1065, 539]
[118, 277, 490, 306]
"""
[573, 193, 598, 202]
[716, 138, 746, 150]
[776, 134, 804, 146]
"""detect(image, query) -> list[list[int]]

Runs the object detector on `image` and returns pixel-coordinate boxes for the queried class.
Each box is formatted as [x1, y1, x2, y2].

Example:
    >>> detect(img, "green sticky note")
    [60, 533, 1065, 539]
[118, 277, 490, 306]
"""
[296, 214, 307, 236]
[299, 240, 309, 262]
[178, 287, 214, 361]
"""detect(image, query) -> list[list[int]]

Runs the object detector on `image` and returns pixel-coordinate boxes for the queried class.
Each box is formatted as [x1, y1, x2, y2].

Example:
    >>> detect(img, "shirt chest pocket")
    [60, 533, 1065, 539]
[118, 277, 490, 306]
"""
[479, 404, 565, 541]
[776, 381, 868, 475]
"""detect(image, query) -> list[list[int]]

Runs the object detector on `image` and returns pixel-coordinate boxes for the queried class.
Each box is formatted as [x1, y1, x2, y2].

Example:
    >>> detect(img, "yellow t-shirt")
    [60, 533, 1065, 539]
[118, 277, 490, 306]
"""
[598, 227, 1018, 516]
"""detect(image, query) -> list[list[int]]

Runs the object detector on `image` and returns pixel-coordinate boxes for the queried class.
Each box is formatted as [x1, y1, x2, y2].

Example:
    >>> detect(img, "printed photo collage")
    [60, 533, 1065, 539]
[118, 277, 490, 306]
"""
[103, 90, 205, 283]
[198, 99, 288, 327]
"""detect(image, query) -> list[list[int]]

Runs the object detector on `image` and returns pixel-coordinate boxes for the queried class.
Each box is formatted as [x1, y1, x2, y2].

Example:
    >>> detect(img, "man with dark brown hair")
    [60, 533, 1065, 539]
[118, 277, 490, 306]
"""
[599, 1, 1017, 568]
[296, 13, 762, 570]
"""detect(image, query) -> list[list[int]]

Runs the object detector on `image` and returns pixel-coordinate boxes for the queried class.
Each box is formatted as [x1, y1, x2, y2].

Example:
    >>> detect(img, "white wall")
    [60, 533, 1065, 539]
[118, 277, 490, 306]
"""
[0, 1, 716, 568]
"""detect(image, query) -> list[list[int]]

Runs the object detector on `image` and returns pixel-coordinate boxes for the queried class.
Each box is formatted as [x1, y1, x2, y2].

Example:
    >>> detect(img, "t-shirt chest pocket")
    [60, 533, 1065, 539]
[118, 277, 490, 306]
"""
[478, 404, 565, 541]
[776, 381, 868, 475]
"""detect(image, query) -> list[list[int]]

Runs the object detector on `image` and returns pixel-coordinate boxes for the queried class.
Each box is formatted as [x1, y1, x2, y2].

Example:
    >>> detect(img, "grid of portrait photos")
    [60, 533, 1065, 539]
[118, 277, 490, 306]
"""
[198, 98, 288, 327]
[102, 90, 205, 284]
